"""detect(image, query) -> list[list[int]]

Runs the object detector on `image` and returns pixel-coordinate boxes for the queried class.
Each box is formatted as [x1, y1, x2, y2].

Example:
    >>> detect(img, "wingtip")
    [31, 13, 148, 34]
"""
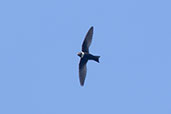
[80, 82, 84, 86]
[79, 78, 85, 86]
[90, 26, 94, 30]
[80, 84, 84, 87]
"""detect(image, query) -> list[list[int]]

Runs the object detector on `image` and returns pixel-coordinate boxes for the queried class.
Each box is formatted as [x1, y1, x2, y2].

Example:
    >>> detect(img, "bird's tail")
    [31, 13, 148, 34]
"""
[94, 56, 100, 63]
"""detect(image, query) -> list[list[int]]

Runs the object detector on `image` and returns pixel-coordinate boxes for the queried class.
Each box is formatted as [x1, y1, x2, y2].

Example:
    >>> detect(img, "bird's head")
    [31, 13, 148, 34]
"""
[77, 52, 84, 58]
[77, 52, 82, 57]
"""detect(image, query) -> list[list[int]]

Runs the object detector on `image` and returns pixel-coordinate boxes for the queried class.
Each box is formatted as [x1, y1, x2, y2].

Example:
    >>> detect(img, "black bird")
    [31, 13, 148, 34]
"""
[77, 26, 100, 86]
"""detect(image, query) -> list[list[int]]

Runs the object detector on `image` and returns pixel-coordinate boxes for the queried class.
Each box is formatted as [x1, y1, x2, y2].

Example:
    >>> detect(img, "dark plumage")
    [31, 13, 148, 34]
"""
[77, 26, 100, 86]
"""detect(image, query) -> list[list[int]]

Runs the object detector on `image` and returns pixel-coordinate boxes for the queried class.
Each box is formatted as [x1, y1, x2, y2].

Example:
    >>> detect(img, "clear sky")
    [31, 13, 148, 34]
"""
[0, 0, 171, 114]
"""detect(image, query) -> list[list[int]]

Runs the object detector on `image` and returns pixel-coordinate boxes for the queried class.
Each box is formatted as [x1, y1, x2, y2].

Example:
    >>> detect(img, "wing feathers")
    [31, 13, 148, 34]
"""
[79, 58, 88, 86]
[82, 26, 94, 53]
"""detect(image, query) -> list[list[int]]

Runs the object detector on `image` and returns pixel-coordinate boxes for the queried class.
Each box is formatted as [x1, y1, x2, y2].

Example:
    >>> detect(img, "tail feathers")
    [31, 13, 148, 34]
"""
[94, 56, 100, 63]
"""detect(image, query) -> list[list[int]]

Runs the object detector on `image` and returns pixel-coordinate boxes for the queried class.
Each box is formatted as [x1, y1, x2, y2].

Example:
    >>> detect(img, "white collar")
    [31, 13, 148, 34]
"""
[81, 52, 85, 58]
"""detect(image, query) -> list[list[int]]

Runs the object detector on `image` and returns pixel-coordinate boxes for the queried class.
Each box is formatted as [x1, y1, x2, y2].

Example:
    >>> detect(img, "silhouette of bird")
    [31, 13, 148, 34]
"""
[77, 26, 100, 86]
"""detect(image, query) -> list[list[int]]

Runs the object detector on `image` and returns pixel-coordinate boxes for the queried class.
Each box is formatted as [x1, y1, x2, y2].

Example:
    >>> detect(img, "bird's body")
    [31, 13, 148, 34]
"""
[78, 52, 100, 63]
[77, 26, 100, 86]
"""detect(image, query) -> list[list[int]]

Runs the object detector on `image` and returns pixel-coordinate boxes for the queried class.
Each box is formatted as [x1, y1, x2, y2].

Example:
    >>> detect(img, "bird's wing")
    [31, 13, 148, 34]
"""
[79, 58, 88, 86]
[82, 26, 94, 53]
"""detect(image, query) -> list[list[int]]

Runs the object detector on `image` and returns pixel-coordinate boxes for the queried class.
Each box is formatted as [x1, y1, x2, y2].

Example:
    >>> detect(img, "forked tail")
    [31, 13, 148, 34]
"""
[94, 56, 100, 63]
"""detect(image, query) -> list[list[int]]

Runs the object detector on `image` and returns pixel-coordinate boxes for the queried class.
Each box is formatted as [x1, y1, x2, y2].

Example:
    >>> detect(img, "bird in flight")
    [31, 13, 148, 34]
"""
[77, 26, 100, 86]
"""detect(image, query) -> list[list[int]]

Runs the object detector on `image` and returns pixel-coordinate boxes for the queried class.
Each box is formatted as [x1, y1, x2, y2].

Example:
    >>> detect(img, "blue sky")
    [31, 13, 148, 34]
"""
[0, 0, 171, 114]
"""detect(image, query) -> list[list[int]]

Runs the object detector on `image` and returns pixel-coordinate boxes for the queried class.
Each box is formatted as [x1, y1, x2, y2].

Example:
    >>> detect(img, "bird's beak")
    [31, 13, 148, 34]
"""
[77, 52, 81, 57]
